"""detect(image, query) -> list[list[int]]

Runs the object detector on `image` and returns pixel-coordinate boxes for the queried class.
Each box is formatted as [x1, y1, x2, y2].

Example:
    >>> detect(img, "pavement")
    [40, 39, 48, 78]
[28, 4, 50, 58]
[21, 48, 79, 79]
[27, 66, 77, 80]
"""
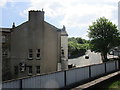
[68, 50, 103, 68]
[71, 70, 120, 90]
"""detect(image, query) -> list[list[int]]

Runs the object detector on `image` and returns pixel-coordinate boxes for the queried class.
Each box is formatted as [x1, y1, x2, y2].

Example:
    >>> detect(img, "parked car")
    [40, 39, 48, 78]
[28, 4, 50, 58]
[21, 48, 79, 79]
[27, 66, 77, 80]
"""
[109, 51, 114, 55]
[85, 55, 89, 59]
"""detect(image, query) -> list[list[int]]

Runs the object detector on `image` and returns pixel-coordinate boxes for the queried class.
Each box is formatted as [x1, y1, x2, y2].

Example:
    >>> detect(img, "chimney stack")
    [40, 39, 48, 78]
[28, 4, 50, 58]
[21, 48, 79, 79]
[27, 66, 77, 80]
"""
[29, 10, 44, 22]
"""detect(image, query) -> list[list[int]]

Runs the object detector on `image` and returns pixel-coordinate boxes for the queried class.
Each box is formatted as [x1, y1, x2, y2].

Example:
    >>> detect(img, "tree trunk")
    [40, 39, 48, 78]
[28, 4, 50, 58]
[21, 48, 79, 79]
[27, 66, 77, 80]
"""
[101, 52, 108, 62]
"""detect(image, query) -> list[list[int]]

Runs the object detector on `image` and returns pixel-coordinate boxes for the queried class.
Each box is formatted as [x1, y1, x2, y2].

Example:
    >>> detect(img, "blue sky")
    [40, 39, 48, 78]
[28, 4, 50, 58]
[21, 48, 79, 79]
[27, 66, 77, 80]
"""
[0, 0, 120, 39]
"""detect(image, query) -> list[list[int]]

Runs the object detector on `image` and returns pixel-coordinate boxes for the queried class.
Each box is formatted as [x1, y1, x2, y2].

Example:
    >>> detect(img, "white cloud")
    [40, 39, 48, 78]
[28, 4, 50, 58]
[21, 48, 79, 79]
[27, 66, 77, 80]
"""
[0, 0, 13, 7]
[81, 33, 89, 40]
[21, 0, 119, 38]
[103, 0, 119, 3]
[20, 10, 28, 18]
[0, 0, 30, 7]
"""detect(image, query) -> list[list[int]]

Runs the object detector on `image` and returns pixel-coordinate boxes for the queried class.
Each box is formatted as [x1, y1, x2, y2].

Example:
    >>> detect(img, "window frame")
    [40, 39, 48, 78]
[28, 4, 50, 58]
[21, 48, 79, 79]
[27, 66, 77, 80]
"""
[36, 49, 41, 60]
[2, 35, 6, 43]
[28, 66, 32, 75]
[36, 66, 40, 74]
[2, 50, 8, 57]
[61, 49, 64, 57]
[28, 49, 33, 60]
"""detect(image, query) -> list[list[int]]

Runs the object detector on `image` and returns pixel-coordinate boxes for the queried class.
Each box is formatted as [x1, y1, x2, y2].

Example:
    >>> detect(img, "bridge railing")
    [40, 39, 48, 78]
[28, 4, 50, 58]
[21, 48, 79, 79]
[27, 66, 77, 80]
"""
[2, 60, 119, 89]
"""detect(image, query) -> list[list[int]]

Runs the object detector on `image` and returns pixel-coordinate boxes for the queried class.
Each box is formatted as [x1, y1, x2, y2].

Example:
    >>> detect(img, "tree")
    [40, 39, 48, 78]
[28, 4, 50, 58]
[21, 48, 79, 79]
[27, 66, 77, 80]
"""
[68, 37, 77, 43]
[76, 37, 84, 44]
[88, 17, 120, 61]
[68, 37, 90, 58]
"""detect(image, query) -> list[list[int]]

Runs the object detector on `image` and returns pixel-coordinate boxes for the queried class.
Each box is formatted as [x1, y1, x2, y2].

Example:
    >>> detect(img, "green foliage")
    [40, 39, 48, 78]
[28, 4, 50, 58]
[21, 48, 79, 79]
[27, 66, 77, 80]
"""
[68, 37, 77, 43]
[88, 17, 120, 61]
[68, 37, 89, 58]
[108, 80, 120, 88]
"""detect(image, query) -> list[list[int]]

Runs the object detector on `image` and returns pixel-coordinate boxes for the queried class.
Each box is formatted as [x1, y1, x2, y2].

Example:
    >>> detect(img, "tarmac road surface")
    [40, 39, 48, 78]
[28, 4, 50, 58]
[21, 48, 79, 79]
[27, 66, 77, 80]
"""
[68, 50, 103, 67]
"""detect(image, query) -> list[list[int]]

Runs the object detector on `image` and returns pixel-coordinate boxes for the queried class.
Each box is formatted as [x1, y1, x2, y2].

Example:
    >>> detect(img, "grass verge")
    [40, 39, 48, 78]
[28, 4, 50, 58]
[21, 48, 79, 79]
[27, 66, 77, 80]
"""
[107, 80, 120, 89]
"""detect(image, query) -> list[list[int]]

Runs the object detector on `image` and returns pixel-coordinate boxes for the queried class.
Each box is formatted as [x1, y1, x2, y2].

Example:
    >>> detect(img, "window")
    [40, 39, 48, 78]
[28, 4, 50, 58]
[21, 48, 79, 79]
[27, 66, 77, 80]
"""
[28, 66, 32, 75]
[14, 66, 18, 74]
[19, 63, 25, 72]
[36, 49, 40, 59]
[28, 49, 33, 59]
[2, 36, 5, 43]
[62, 49, 64, 55]
[2, 50, 8, 57]
[36, 66, 40, 73]
[61, 49, 64, 57]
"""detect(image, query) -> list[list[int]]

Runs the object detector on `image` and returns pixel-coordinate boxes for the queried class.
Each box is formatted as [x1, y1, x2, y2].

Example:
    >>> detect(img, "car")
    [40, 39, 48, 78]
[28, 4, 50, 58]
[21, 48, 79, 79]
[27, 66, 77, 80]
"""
[85, 55, 89, 59]
[109, 51, 114, 55]
[108, 50, 114, 55]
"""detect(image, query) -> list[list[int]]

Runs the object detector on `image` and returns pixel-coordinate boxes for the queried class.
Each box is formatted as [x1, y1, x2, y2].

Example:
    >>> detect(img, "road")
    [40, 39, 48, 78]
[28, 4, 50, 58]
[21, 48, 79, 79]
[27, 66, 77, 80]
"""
[68, 50, 103, 67]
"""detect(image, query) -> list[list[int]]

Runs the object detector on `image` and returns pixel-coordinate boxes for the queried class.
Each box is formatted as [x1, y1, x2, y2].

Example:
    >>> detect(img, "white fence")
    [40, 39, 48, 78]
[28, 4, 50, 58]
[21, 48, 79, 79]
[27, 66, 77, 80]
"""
[106, 61, 116, 73]
[2, 60, 119, 89]
[22, 71, 65, 88]
[66, 66, 89, 86]
[2, 79, 20, 88]
[91, 63, 105, 78]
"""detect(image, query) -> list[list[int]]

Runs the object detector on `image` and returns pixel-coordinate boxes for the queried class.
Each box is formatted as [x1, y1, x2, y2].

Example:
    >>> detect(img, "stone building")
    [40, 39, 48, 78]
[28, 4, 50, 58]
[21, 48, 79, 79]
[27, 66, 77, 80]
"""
[0, 28, 11, 81]
[1, 10, 68, 81]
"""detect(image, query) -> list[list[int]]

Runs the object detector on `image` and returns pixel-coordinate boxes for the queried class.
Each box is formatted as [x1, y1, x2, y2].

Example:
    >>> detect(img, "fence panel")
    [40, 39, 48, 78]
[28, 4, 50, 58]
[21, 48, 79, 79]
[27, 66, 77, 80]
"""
[116, 60, 119, 70]
[76, 67, 89, 82]
[2, 60, 119, 89]
[106, 61, 116, 73]
[91, 63, 105, 78]
[66, 66, 89, 86]
[66, 69, 76, 86]
[2, 79, 20, 88]
[22, 71, 65, 88]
